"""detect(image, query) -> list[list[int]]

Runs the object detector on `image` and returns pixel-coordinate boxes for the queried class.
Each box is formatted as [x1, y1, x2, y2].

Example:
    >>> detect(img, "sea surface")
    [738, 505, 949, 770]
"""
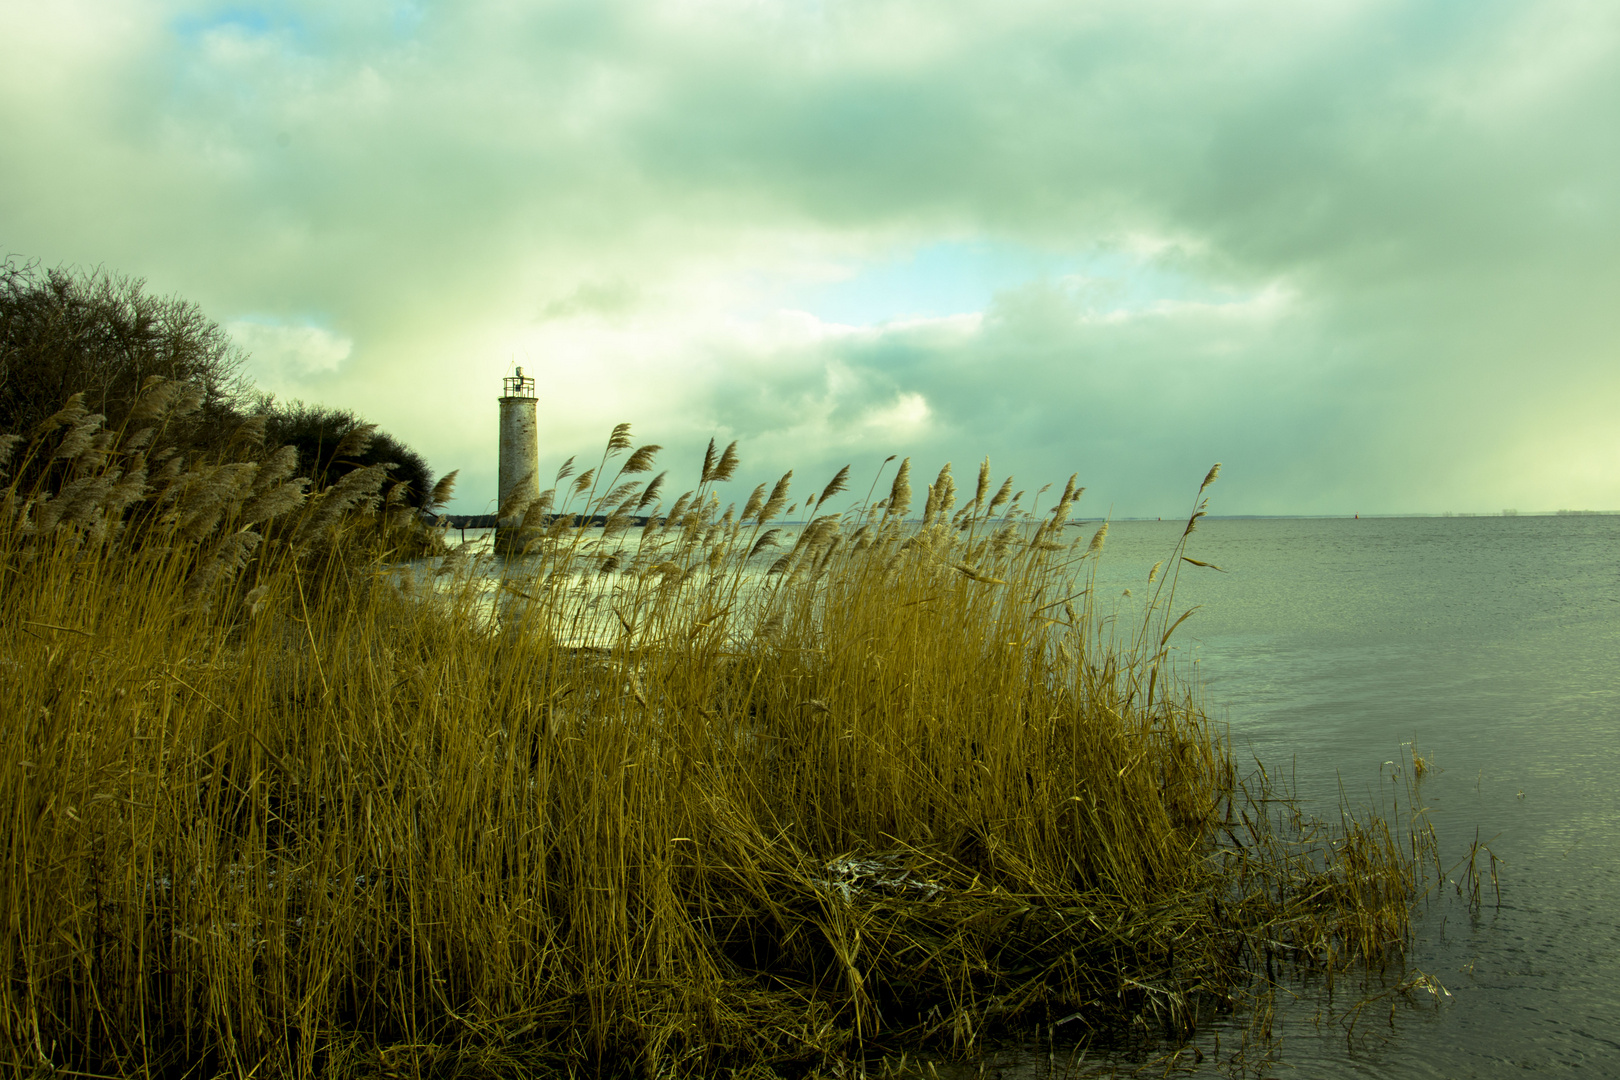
[1030, 514, 1620, 1078]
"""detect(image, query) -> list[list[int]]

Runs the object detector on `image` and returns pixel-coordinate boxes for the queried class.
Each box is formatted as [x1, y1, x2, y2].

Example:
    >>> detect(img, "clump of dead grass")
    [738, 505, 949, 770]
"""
[0, 411, 1432, 1078]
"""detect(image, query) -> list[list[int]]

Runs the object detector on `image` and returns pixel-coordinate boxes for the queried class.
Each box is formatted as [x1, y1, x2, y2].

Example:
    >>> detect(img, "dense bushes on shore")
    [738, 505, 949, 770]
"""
[1, 254, 436, 508]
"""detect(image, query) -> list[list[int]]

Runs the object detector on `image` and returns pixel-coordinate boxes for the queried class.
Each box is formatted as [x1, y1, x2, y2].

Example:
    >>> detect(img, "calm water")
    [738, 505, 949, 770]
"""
[1045, 515, 1620, 1077]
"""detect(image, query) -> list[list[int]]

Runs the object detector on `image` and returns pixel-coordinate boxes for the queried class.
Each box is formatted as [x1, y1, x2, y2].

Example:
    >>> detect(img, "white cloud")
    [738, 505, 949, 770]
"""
[860, 391, 930, 437]
[3, 0, 1618, 515]
[228, 319, 353, 393]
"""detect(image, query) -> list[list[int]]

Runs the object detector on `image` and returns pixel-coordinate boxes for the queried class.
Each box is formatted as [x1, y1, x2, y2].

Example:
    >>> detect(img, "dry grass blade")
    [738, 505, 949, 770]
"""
[952, 563, 1006, 585]
[1409, 740, 1432, 781]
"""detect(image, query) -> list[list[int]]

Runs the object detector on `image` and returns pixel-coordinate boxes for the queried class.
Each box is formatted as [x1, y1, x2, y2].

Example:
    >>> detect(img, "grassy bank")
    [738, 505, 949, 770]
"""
[1, 390, 1429, 1078]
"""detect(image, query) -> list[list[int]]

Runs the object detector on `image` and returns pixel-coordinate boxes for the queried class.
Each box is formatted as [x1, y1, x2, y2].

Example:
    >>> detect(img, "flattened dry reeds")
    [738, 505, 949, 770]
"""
[0, 413, 1431, 1079]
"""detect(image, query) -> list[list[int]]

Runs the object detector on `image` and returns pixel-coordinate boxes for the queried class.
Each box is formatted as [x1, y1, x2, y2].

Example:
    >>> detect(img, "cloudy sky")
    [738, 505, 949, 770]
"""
[3, 0, 1617, 516]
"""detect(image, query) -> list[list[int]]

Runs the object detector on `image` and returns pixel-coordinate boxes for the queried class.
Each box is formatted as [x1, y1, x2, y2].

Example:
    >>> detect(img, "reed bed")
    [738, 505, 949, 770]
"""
[1, 386, 1430, 1078]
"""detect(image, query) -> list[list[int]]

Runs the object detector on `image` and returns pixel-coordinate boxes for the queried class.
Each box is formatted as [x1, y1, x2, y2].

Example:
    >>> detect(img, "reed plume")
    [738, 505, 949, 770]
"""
[739, 482, 767, 523]
[624, 444, 662, 475]
[427, 469, 459, 511]
[330, 421, 377, 462]
[127, 376, 190, 423]
[637, 470, 668, 510]
[887, 457, 912, 518]
[818, 464, 852, 507]
[988, 475, 1013, 514]
[759, 471, 793, 523]
[713, 439, 740, 482]
[0, 433, 22, 476]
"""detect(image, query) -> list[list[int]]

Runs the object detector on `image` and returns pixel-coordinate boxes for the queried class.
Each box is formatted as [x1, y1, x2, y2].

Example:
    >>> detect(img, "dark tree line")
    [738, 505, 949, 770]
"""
[1, 255, 436, 507]
[0, 258, 250, 449]
[261, 400, 432, 508]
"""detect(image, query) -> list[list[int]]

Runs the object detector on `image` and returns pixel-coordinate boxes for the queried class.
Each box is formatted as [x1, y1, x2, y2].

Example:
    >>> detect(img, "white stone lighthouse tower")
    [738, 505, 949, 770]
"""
[496, 367, 539, 553]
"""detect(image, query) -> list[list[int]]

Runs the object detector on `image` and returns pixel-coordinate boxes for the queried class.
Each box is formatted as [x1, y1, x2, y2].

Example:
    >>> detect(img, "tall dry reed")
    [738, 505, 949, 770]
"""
[1, 398, 1430, 1078]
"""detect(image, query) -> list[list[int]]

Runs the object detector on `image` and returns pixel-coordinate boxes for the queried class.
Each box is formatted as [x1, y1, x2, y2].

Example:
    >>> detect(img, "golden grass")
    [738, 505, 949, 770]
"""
[1409, 740, 1432, 782]
[1, 390, 1432, 1078]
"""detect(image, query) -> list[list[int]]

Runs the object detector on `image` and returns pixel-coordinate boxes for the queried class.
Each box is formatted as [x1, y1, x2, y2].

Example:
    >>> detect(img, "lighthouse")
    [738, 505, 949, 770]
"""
[496, 367, 539, 554]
